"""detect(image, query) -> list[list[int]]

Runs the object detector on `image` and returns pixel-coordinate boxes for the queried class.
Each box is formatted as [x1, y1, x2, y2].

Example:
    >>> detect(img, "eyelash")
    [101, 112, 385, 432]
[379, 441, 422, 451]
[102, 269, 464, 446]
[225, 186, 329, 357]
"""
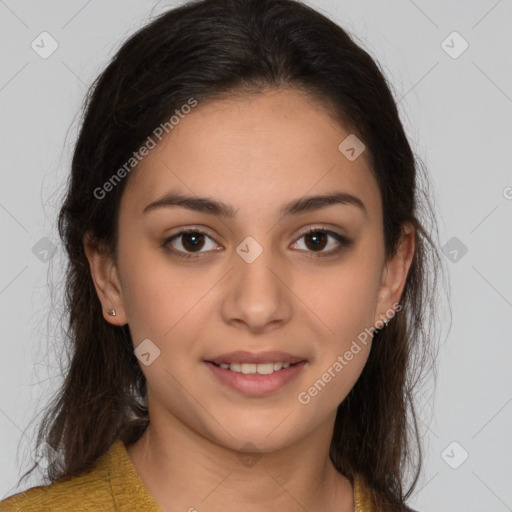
[162, 226, 353, 260]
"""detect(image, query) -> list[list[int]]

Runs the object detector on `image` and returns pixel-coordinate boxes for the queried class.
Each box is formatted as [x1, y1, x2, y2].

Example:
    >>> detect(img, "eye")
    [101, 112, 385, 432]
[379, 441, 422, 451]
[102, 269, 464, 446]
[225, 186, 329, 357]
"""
[291, 227, 352, 258]
[163, 229, 220, 259]
[163, 226, 352, 260]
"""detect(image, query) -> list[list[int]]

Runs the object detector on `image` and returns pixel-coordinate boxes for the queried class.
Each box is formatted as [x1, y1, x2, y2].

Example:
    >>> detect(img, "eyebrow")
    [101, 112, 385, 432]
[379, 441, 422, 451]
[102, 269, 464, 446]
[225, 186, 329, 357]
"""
[143, 190, 367, 218]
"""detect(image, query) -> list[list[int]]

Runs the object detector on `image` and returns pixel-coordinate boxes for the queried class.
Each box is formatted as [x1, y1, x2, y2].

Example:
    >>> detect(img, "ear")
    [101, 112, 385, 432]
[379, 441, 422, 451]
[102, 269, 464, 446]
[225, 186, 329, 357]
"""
[83, 232, 128, 326]
[374, 222, 415, 325]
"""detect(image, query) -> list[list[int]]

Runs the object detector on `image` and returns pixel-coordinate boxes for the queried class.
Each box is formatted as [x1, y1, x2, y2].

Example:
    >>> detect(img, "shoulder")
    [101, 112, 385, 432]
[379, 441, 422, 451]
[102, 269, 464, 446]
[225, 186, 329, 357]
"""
[353, 473, 419, 512]
[0, 442, 121, 512]
[353, 473, 376, 512]
[1, 439, 161, 512]
[0, 473, 113, 512]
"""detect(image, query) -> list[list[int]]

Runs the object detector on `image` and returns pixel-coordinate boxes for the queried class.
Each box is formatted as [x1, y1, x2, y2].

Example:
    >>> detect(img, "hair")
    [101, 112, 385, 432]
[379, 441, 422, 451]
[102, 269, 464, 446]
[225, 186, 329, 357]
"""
[18, 0, 444, 509]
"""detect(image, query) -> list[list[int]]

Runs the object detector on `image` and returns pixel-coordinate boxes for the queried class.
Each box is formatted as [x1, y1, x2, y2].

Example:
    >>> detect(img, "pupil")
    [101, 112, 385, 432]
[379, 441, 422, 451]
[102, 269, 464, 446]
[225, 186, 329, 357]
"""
[306, 231, 326, 251]
[183, 233, 204, 251]
[181, 232, 327, 253]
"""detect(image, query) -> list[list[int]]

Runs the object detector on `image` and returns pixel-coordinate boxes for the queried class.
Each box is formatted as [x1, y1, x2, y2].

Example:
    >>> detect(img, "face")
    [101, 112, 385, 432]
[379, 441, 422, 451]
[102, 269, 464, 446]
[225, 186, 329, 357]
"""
[86, 87, 413, 454]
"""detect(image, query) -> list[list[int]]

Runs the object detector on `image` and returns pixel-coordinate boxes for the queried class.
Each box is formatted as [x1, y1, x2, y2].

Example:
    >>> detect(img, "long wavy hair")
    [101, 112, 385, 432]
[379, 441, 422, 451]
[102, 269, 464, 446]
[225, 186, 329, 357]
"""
[17, 0, 444, 509]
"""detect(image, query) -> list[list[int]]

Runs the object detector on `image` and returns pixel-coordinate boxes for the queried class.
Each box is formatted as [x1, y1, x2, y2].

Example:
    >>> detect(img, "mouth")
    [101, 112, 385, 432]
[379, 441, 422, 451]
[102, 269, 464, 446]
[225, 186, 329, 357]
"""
[203, 351, 308, 395]
[205, 350, 306, 366]
[206, 360, 303, 375]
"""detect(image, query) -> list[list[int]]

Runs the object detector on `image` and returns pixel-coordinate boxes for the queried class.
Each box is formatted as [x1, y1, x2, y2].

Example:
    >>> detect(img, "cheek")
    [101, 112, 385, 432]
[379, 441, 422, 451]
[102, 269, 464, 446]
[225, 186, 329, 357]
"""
[295, 273, 376, 413]
[292, 251, 382, 403]
[118, 241, 218, 354]
[298, 257, 382, 338]
[117, 240, 184, 339]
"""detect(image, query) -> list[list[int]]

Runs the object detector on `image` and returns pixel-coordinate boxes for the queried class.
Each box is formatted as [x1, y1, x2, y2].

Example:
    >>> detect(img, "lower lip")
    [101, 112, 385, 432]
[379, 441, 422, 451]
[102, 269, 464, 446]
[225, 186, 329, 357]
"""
[204, 361, 307, 395]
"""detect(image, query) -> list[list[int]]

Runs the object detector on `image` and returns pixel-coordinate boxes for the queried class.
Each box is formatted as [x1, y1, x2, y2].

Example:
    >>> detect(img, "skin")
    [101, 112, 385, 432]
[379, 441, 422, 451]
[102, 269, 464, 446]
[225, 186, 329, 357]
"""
[84, 87, 415, 512]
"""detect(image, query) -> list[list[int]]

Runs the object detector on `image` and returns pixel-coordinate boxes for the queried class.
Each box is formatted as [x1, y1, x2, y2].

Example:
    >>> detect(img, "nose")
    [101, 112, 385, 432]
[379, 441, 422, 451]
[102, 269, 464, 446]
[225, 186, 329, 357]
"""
[220, 244, 293, 334]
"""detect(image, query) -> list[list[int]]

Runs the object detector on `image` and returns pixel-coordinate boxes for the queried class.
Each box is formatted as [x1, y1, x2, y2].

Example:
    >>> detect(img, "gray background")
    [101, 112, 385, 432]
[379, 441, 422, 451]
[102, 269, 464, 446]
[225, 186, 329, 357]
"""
[1, 1, 511, 511]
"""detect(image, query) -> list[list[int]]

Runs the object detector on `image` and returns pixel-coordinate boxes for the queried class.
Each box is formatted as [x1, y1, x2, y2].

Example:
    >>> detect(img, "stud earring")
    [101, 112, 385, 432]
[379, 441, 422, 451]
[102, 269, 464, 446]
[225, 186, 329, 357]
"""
[374, 318, 389, 335]
[107, 309, 116, 316]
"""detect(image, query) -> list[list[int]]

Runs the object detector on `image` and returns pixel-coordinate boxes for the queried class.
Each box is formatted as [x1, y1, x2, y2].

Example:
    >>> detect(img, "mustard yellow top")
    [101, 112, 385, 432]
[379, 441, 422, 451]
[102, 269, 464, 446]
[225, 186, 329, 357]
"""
[0, 439, 375, 511]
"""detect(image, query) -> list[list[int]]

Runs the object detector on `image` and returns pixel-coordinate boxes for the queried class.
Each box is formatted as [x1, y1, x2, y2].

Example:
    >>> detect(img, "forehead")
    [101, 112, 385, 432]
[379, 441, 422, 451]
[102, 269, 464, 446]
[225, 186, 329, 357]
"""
[122, 88, 381, 220]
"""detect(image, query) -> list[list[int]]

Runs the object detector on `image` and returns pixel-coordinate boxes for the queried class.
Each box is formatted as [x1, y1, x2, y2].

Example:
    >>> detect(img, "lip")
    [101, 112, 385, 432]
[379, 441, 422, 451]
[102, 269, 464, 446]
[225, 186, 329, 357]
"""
[205, 350, 306, 365]
[204, 360, 307, 395]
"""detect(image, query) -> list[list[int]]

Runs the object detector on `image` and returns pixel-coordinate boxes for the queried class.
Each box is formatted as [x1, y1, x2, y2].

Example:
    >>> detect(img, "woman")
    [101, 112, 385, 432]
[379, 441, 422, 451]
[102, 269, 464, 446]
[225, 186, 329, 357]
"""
[1, 0, 441, 510]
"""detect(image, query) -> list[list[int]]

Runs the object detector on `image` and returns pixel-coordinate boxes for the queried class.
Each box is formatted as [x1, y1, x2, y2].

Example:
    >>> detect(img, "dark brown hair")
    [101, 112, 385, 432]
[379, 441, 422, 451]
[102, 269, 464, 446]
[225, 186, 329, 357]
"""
[18, 0, 443, 509]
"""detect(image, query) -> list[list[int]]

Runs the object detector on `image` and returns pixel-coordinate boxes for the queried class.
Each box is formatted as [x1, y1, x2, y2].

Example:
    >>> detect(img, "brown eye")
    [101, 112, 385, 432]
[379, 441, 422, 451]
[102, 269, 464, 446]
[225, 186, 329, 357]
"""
[163, 229, 220, 259]
[304, 231, 328, 251]
[292, 228, 353, 258]
[181, 232, 206, 252]
[163, 227, 352, 261]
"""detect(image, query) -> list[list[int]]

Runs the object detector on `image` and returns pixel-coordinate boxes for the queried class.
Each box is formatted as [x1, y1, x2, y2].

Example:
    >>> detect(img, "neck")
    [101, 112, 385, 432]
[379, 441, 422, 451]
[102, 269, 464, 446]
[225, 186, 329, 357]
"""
[126, 411, 354, 512]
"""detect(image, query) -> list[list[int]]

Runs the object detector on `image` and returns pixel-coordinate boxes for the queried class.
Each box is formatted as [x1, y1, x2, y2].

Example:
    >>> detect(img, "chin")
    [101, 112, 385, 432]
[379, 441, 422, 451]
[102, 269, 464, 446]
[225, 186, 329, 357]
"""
[202, 412, 310, 454]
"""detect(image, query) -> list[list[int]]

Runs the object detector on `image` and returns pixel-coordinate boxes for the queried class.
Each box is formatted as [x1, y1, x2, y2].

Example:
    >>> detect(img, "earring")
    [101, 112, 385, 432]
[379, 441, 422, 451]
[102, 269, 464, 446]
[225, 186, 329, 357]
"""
[374, 319, 388, 335]
[107, 309, 116, 316]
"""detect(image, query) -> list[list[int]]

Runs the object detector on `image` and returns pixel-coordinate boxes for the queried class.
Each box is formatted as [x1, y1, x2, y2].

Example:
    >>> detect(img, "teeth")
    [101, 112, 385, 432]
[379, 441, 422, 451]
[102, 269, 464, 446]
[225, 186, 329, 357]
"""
[255, 363, 274, 375]
[241, 363, 257, 374]
[230, 362, 241, 372]
[217, 362, 293, 374]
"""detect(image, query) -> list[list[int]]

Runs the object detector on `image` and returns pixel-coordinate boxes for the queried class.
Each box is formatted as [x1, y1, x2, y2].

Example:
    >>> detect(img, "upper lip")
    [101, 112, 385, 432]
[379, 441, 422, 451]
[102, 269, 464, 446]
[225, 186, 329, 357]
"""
[205, 350, 306, 365]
